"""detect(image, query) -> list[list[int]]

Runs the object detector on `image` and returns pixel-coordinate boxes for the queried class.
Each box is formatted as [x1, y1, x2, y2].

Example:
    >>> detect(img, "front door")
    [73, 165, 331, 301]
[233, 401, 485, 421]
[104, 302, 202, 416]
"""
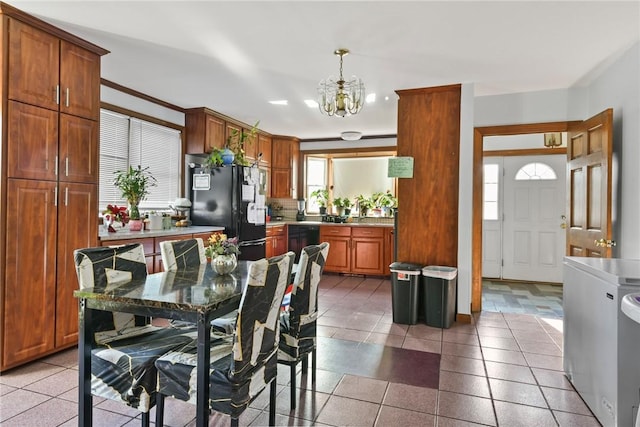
[567, 109, 614, 257]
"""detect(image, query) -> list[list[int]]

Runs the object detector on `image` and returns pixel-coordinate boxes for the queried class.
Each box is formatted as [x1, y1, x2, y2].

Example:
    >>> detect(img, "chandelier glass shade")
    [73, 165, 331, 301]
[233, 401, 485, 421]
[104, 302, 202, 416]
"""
[318, 49, 365, 117]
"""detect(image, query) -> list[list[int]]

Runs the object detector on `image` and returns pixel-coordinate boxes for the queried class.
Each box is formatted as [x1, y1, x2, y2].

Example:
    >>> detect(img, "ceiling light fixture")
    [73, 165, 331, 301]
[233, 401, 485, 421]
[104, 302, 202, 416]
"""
[341, 131, 362, 141]
[317, 48, 365, 117]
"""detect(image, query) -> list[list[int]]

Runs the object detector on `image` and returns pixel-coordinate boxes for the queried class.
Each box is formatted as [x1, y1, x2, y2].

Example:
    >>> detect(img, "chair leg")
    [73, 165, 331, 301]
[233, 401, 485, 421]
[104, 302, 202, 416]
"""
[269, 379, 276, 426]
[312, 348, 317, 383]
[141, 411, 150, 427]
[231, 417, 239, 427]
[301, 353, 308, 375]
[155, 394, 164, 427]
[290, 363, 297, 410]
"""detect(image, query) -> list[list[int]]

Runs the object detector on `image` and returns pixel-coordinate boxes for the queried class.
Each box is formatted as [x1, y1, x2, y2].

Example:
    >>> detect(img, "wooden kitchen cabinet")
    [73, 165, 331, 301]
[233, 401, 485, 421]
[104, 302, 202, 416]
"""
[384, 227, 395, 275]
[258, 133, 272, 166]
[271, 136, 299, 199]
[0, 4, 107, 371]
[320, 226, 352, 273]
[266, 225, 287, 258]
[185, 107, 226, 154]
[8, 18, 102, 120]
[320, 225, 391, 276]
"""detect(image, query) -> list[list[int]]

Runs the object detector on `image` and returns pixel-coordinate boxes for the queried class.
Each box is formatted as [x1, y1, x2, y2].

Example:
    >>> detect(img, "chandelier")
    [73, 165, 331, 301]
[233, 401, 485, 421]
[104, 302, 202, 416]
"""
[317, 48, 365, 117]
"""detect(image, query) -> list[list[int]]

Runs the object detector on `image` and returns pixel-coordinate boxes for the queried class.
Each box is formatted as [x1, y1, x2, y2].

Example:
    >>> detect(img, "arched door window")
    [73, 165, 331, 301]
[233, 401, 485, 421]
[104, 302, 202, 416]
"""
[514, 162, 557, 180]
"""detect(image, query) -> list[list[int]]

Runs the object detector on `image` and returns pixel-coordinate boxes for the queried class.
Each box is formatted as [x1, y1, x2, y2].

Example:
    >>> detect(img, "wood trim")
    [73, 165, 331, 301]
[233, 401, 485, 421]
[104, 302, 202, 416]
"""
[395, 83, 462, 97]
[456, 313, 472, 324]
[484, 147, 567, 157]
[471, 121, 580, 312]
[0, 2, 109, 55]
[101, 79, 185, 113]
[100, 102, 184, 131]
[302, 147, 397, 156]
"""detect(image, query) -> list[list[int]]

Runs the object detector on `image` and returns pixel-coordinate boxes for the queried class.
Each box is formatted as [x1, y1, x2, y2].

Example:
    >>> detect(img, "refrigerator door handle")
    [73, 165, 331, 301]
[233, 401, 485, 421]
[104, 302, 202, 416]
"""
[239, 238, 267, 247]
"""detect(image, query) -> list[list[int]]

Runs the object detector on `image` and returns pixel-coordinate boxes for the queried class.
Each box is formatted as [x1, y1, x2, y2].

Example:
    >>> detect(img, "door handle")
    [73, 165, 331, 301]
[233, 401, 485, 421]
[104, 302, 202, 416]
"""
[560, 214, 567, 229]
[594, 238, 616, 248]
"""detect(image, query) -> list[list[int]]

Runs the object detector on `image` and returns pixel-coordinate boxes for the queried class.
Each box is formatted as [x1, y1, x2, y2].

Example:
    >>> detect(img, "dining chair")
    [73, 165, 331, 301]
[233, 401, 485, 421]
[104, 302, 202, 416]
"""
[277, 242, 330, 410]
[154, 251, 295, 427]
[74, 243, 196, 427]
[159, 237, 207, 271]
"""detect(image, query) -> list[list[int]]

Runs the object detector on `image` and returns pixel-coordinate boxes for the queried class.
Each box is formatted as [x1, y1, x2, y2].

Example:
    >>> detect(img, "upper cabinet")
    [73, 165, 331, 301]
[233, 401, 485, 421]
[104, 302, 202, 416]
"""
[271, 136, 299, 199]
[258, 133, 272, 167]
[185, 107, 226, 154]
[8, 19, 101, 120]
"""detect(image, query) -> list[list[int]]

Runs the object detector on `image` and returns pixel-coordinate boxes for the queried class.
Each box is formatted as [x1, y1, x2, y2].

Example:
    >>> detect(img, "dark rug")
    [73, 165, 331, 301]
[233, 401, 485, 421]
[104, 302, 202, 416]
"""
[316, 336, 440, 389]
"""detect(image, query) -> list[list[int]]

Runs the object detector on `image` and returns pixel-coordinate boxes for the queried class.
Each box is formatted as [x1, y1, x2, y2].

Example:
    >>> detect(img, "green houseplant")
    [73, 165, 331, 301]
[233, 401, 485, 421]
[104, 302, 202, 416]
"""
[355, 194, 375, 217]
[113, 165, 157, 230]
[373, 190, 398, 217]
[203, 121, 260, 168]
[333, 197, 352, 216]
[310, 188, 329, 214]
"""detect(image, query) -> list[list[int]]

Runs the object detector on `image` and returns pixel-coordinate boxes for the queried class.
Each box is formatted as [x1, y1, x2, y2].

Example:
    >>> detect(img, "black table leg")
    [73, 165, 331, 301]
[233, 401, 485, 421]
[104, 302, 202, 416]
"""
[78, 299, 93, 427]
[196, 312, 211, 427]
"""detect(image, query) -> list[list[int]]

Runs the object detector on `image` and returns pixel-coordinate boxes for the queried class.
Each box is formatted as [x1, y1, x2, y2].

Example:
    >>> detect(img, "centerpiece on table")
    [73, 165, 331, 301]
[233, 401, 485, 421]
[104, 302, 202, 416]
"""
[205, 233, 241, 275]
[113, 165, 157, 231]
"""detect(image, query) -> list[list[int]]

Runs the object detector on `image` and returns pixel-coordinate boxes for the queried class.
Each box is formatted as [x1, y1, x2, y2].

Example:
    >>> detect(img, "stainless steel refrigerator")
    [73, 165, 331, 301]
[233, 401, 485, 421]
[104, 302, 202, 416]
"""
[563, 257, 640, 427]
[186, 155, 266, 261]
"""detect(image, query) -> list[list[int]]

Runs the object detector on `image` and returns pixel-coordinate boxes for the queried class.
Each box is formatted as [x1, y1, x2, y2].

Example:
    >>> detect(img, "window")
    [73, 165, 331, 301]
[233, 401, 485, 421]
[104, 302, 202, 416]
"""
[305, 157, 327, 212]
[483, 164, 499, 220]
[99, 109, 182, 211]
[515, 162, 557, 180]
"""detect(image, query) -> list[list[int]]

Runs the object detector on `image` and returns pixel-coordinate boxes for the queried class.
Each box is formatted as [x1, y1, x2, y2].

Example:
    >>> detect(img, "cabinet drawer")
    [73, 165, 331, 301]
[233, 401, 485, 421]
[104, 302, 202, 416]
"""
[267, 225, 286, 236]
[320, 226, 351, 237]
[103, 238, 155, 255]
[352, 227, 384, 238]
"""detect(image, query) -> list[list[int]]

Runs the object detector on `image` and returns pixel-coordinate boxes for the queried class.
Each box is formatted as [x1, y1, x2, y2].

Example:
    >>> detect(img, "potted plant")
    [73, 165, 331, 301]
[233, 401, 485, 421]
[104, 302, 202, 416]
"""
[373, 190, 398, 217]
[205, 233, 240, 275]
[333, 196, 352, 216]
[224, 121, 260, 166]
[113, 165, 157, 231]
[342, 197, 353, 216]
[355, 194, 374, 217]
[310, 188, 329, 215]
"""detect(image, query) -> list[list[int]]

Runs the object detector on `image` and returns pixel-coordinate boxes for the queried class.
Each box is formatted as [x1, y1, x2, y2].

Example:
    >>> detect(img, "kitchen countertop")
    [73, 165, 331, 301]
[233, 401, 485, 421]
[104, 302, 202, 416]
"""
[266, 220, 393, 228]
[99, 225, 224, 241]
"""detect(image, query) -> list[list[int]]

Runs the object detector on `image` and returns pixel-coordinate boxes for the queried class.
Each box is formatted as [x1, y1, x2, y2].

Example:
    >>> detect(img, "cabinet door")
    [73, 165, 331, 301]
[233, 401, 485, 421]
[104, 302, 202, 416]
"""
[8, 19, 59, 111]
[271, 138, 292, 169]
[243, 128, 258, 162]
[185, 110, 226, 154]
[59, 40, 101, 120]
[322, 236, 351, 272]
[7, 101, 58, 181]
[59, 113, 99, 183]
[351, 237, 385, 275]
[56, 183, 98, 347]
[258, 134, 272, 166]
[384, 227, 395, 275]
[273, 234, 287, 256]
[3, 179, 57, 369]
[204, 114, 225, 151]
[271, 168, 292, 198]
[265, 235, 274, 258]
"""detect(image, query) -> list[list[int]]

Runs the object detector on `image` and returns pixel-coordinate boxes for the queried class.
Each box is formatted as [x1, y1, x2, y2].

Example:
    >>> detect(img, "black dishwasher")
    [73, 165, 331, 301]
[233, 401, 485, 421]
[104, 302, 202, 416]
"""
[288, 225, 320, 263]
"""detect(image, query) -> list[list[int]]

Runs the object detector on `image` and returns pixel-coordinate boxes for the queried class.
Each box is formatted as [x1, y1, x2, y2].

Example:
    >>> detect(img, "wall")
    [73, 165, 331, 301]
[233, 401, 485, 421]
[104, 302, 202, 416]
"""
[101, 85, 185, 126]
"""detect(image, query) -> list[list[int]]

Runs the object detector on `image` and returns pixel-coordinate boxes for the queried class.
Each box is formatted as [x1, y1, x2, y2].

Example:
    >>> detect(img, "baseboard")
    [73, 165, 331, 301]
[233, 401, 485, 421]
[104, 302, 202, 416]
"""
[456, 313, 472, 324]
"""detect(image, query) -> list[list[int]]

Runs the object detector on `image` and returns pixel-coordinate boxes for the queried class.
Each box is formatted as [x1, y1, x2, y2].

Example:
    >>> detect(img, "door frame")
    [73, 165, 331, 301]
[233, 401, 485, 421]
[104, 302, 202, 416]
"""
[471, 121, 580, 312]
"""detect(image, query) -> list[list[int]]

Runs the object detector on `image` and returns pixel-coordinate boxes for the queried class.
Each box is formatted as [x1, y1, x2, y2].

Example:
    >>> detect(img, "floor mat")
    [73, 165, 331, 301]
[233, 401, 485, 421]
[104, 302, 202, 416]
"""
[482, 280, 563, 317]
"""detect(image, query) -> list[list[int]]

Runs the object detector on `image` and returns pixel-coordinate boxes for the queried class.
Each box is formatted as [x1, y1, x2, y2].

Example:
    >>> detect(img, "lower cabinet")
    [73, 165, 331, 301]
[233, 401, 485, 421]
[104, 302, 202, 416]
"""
[266, 225, 287, 258]
[320, 226, 388, 276]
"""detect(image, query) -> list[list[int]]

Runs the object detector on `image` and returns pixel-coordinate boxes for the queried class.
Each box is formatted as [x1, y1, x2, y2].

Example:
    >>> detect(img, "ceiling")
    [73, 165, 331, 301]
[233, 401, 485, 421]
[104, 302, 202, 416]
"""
[10, 1, 640, 140]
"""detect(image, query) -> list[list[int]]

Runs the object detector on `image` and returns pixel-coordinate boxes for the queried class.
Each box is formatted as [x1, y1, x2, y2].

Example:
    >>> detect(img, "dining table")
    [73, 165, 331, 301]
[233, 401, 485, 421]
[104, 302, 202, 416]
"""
[74, 260, 252, 427]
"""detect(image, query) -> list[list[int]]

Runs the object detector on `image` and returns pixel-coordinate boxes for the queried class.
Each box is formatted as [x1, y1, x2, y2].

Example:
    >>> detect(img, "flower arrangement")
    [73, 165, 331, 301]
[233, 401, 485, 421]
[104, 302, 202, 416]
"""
[204, 233, 241, 259]
[102, 204, 129, 232]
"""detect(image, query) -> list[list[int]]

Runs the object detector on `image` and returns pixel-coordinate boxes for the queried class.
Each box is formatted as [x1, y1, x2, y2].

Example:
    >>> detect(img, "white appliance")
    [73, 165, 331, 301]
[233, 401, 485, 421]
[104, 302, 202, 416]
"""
[563, 257, 640, 427]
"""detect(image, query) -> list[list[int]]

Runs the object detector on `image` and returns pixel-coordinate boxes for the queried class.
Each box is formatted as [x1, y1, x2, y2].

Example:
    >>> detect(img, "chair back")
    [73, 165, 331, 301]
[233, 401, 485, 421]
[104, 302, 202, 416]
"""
[230, 251, 294, 380]
[288, 242, 329, 336]
[160, 238, 207, 271]
[74, 244, 151, 344]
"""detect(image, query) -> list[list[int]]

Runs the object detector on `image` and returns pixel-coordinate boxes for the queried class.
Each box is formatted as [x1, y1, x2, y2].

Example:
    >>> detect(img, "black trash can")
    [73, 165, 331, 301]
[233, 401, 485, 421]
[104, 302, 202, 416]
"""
[422, 266, 458, 328]
[389, 262, 423, 325]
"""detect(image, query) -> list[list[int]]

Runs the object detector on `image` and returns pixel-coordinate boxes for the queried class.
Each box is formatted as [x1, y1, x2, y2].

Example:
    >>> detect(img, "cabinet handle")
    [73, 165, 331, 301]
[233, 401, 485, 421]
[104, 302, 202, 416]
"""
[54, 155, 58, 176]
[65, 187, 68, 206]
[55, 85, 60, 104]
[65, 88, 70, 107]
[65, 157, 69, 176]
[54, 186, 58, 207]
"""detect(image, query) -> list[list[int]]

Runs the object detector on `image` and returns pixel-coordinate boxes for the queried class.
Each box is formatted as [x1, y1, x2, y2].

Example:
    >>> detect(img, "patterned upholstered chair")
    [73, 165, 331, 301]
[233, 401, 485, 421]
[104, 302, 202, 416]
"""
[154, 252, 295, 427]
[74, 244, 196, 427]
[277, 242, 330, 410]
[159, 237, 207, 271]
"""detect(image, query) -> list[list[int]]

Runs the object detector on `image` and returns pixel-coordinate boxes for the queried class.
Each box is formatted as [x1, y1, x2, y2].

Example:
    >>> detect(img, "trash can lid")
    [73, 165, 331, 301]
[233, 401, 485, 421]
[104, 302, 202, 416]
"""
[389, 262, 423, 275]
[422, 265, 457, 280]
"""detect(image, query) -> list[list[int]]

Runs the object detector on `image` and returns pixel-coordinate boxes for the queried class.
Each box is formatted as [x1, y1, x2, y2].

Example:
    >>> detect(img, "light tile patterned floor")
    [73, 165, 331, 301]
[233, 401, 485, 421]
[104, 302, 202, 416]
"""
[482, 280, 564, 317]
[0, 274, 599, 426]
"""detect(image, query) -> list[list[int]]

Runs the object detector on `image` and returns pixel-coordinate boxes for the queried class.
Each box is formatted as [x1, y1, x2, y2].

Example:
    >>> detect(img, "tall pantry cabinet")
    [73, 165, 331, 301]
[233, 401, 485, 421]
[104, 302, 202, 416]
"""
[0, 4, 108, 371]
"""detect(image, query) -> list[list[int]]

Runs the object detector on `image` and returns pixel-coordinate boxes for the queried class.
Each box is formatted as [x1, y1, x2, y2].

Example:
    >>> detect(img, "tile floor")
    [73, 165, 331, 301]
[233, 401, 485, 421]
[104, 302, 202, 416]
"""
[482, 280, 564, 318]
[0, 274, 600, 426]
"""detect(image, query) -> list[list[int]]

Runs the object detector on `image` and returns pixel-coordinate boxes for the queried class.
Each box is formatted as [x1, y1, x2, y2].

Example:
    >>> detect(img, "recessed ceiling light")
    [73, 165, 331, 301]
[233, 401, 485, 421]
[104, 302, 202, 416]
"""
[366, 93, 376, 103]
[304, 99, 318, 108]
[269, 100, 288, 105]
[341, 131, 362, 141]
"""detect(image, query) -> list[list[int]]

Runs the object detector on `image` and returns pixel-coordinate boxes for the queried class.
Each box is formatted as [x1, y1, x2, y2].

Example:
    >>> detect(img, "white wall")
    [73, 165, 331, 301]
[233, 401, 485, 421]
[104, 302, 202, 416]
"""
[101, 85, 185, 126]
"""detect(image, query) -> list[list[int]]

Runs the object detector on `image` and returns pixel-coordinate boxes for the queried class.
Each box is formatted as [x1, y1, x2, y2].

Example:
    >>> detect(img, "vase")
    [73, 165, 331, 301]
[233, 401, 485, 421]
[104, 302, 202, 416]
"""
[128, 219, 143, 231]
[221, 148, 235, 165]
[211, 254, 237, 275]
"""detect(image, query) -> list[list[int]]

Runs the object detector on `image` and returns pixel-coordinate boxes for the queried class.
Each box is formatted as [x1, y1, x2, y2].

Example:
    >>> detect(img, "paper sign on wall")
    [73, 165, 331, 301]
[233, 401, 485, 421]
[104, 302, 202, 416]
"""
[388, 157, 414, 178]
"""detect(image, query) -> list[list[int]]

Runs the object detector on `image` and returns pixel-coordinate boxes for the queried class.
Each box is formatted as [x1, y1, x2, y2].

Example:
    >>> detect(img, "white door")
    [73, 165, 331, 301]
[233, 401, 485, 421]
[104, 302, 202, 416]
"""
[482, 157, 502, 278]
[502, 155, 566, 282]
